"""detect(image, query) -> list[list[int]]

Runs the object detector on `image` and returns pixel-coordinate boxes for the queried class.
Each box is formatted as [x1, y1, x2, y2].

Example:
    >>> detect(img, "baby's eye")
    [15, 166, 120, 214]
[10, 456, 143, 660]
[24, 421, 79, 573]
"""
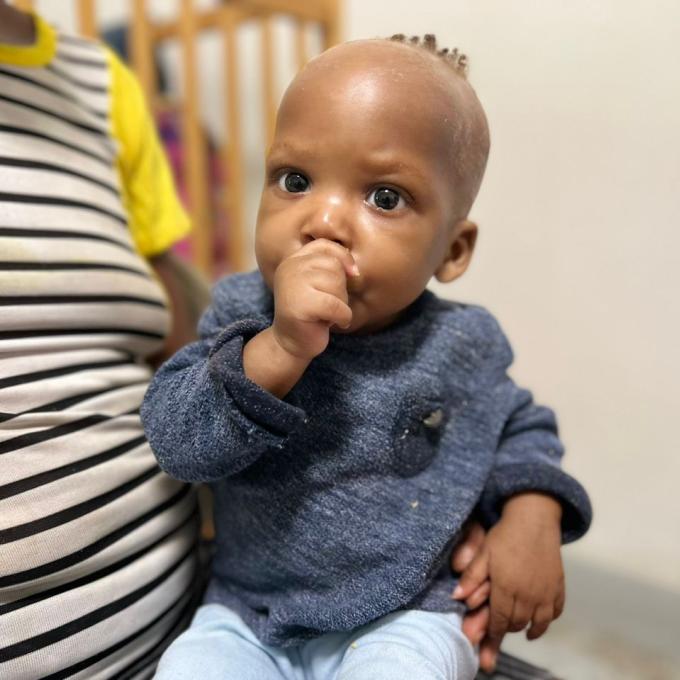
[278, 172, 310, 193]
[367, 187, 405, 211]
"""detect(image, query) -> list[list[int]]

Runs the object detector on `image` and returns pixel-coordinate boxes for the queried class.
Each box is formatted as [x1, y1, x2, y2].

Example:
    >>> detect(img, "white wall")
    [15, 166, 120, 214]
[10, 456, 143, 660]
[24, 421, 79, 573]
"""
[37, 0, 680, 592]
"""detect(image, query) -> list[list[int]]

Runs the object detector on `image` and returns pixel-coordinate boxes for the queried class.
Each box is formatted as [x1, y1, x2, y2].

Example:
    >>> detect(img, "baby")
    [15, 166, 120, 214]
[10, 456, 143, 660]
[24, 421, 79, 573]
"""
[142, 35, 591, 680]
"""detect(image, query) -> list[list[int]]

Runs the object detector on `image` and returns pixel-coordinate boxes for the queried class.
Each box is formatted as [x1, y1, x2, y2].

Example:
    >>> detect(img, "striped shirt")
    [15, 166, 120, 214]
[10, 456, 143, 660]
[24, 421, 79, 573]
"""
[0, 15, 201, 680]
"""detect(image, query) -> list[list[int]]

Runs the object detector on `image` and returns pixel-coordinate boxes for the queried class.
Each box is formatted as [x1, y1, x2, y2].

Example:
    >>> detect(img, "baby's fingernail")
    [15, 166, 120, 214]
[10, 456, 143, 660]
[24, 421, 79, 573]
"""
[350, 264, 360, 277]
[452, 585, 464, 599]
[458, 546, 474, 564]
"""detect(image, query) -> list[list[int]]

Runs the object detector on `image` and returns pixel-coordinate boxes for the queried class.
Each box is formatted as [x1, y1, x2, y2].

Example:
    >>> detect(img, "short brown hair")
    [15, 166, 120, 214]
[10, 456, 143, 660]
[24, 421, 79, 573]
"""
[388, 34, 468, 77]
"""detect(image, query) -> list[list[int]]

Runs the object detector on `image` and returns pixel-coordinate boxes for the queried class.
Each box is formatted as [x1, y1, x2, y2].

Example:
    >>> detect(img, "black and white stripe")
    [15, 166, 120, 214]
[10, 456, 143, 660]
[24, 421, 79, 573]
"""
[0, 28, 200, 679]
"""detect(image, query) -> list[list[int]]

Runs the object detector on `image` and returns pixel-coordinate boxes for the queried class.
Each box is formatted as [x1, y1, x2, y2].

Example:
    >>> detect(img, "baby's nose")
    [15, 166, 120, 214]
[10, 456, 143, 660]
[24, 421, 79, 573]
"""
[302, 195, 351, 246]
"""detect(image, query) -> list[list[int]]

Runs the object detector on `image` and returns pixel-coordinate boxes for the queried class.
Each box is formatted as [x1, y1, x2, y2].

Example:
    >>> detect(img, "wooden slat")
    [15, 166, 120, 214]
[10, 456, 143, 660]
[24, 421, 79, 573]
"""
[76, 0, 97, 38]
[130, 0, 156, 104]
[261, 16, 277, 150]
[179, 0, 212, 275]
[240, 0, 325, 23]
[322, 0, 342, 49]
[295, 19, 308, 71]
[148, 0, 325, 43]
[221, 8, 247, 272]
[151, 6, 256, 43]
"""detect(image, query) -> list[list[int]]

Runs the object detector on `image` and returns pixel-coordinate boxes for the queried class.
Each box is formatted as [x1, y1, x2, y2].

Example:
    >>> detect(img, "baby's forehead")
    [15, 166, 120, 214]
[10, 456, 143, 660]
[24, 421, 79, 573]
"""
[288, 39, 461, 106]
[279, 41, 472, 155]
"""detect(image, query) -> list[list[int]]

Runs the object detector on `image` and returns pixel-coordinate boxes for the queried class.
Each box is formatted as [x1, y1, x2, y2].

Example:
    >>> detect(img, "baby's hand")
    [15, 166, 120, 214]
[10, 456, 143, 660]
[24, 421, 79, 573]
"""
[272, 239, 358, 360]
[453, 494, 564, 670]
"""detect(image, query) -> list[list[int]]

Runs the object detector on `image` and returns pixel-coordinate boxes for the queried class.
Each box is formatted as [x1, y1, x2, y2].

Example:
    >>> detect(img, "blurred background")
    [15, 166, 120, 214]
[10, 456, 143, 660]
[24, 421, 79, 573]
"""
[22, 1, 680, 677]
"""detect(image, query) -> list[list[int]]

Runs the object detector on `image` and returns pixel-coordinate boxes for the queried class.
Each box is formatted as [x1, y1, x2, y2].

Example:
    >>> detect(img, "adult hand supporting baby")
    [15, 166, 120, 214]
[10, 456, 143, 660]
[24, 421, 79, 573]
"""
[243, 239, 358, 398]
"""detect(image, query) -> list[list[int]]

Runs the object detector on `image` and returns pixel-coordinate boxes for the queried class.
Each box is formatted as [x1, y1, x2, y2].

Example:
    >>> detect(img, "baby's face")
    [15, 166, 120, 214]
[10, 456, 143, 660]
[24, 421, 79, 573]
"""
[255, 40, 483, 333]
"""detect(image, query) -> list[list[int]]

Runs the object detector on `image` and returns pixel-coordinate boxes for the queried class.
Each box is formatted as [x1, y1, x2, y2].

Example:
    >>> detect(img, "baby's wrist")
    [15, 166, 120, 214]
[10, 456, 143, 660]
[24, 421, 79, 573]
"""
[500, 492, 563, 527]
[243, 327, 311, 398]
[260, 326, 313, 369]
[269, 324, 316, 363]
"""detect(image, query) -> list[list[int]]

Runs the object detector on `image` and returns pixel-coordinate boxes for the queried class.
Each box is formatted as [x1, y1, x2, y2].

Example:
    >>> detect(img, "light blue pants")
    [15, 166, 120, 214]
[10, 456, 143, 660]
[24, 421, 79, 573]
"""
[155, 603, 478, 680]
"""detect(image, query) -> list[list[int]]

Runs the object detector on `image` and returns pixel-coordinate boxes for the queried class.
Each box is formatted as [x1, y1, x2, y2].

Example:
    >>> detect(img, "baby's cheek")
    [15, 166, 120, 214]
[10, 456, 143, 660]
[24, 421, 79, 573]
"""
[255, 235, 285, 282]
[385, 261, 434, 304]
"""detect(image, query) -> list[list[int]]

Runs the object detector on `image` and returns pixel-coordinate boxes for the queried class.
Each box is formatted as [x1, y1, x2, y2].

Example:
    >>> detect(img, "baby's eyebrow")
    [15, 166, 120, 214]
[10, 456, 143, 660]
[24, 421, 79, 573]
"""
[267, 143, 316, 163]
[359, 156, 427, 181]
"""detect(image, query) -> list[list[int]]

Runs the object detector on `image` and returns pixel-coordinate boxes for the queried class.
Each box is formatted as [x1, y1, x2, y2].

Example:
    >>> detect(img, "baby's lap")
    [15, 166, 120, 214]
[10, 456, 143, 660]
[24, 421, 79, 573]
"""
[156, 603, 477, 680]
[155, 605, 282, 679]
[352, 607, 468, 647]
[333, 609, 477, 679]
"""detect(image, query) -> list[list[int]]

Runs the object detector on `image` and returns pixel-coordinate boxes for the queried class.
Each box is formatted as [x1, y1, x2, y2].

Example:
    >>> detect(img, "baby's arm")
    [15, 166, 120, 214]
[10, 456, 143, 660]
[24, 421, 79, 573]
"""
[140, 239, 356, 482]
[452, 368, 591, 671]
[140, 305, 302, 482]
[243, 239, 356, 397]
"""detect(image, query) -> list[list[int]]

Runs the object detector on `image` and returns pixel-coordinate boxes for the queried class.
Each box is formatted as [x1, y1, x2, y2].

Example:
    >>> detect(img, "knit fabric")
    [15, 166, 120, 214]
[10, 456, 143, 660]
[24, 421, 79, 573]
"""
[141, 271, 591, 647]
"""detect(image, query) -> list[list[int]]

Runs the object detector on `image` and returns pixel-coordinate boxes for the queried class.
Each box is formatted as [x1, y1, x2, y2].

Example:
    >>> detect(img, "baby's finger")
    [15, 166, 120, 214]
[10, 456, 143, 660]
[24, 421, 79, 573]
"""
[526, 603, 554, 641]
[487, 587, 513, 641]
[307, 267, 349, 304]
[461, 604, 489, 646]
[465, 580, 491, 610]
[291, 239, 359, 278]
[507, 599, 533, 633]
[301, 291, 353, 329]
[450, 522, 486, 572]
[479, 637, 502, 674]
[452, 550, 489, 600]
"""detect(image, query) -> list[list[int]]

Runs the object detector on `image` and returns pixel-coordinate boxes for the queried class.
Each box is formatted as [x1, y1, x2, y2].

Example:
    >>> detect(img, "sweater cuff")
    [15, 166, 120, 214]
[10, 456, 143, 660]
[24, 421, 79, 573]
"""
[478, 464, 592, 544]
[208, 318, 307, 442]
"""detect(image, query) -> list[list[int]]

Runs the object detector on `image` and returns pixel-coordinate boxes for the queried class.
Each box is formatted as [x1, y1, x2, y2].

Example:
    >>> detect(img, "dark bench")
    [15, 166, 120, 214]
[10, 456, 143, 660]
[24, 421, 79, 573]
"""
[477, 651, 562, 680]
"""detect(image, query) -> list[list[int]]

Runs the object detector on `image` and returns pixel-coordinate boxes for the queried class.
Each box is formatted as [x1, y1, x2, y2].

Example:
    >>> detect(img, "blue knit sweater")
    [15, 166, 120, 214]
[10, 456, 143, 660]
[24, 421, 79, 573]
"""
[141, 271, 591, 647]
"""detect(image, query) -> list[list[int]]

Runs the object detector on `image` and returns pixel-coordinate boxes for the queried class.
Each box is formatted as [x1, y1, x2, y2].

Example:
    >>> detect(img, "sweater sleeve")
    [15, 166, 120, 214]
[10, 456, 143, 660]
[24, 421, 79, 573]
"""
[466, 308, 592, 544]
[478, 380, 592, 544]
[140, 293, 307, 482]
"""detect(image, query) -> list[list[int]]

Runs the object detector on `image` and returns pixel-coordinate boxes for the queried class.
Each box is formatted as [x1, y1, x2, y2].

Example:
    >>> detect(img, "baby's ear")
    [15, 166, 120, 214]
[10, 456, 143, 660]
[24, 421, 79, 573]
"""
[434, 219, 478, 283]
